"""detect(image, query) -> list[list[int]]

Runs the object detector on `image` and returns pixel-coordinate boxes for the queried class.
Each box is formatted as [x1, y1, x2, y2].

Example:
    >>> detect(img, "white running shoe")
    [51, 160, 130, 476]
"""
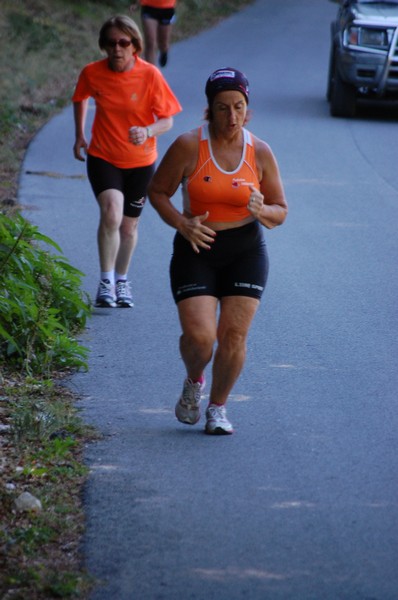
[95, 279, 116, 308]
[205, 404, 234, 435]
[116, 280, 134, 307]
[175, 377, 205, 425]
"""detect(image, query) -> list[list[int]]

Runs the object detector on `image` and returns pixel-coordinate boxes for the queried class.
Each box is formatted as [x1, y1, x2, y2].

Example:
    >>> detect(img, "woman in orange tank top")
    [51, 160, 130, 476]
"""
[149, 68, 288, 435]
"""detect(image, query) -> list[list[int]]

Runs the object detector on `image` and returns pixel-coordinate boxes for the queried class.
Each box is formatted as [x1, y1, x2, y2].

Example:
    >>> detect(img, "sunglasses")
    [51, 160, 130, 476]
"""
[105, 39, 133, 48]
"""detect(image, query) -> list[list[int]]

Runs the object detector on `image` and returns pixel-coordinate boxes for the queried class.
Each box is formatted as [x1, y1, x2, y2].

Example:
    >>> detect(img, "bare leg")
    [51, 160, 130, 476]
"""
[115, 215, 139, 276]
[157, 23, 172, 53]
[209, 296, 260, 406]
[142, 17, 158, 64]
[97, 189, 124, 272]
[97, 190, 139, 278]
[177, 296, 218, 380]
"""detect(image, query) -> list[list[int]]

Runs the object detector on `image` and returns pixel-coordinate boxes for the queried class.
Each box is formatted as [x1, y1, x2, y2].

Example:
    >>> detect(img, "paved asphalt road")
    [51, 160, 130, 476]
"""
[19, 0, 398, 598]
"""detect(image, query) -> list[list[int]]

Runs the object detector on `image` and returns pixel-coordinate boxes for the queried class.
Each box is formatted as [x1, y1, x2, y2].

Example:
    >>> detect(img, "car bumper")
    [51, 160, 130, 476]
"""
[338, 48, 398, 95]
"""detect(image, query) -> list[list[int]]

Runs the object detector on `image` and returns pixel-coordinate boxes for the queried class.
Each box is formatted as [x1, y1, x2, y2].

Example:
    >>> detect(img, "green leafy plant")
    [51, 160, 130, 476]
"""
[0, 212, 91, 375]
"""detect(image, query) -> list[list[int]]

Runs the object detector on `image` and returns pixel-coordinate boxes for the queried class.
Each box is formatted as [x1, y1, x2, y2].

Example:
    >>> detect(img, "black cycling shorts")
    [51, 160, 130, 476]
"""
[170, 221, 269, 303]
[87, 154, 155, 218]
[141, 6, 175, 25]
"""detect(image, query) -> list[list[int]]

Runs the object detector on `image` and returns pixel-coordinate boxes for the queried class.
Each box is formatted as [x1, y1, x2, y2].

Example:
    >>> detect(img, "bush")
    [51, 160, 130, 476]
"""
[0, 212, 91, 375]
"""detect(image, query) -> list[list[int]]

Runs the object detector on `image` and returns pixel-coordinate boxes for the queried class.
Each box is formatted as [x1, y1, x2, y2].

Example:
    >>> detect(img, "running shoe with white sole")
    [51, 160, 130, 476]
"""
[205, 404, 234, 435]
[175, 377, 205, 425]
[116, 280, 134, 307]
[95, 279, 116, 308]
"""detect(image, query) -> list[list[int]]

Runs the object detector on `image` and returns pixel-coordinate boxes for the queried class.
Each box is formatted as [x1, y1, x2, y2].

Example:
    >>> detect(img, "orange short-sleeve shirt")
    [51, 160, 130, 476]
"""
[72, 57, 182, 168]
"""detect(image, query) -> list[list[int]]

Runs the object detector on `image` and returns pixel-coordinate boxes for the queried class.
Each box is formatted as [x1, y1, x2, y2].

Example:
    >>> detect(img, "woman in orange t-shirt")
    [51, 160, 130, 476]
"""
[130, 0, 177, 67]
[72, 15, 181, 308]
[149, 68, 288, 435]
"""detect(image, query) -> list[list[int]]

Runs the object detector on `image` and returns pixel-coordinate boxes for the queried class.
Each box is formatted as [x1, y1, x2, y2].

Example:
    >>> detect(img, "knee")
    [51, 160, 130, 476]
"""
[120, 218, 138, 240]
[218, 326, 247, 353]
[144, 34, 156, 52]
[100, 205, 121, 231]
[182, 329, 215, 355]
[98, 194, 123, 230]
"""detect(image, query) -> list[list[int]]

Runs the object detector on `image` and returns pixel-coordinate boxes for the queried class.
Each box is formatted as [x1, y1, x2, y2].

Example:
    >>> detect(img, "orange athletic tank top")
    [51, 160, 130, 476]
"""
[182, 125, 260, 223]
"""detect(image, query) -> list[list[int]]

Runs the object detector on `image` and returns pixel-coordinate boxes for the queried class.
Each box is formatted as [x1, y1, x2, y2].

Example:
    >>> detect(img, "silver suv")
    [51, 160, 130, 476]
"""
[327, 0, 398, 117]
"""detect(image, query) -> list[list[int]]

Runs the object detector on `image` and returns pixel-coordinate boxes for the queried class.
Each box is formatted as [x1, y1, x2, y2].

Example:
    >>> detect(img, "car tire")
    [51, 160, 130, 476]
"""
[326, 45, 335, 102]
[330, 61, 357, 118]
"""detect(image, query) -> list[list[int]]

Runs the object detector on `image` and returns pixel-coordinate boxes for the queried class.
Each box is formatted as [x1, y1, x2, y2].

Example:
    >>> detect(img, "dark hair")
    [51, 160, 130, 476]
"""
[98, 15, 143, 55]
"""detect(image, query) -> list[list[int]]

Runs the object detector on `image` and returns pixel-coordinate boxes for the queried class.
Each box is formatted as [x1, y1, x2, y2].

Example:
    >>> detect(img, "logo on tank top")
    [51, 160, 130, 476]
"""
[203, 176, 212, 182]
[232, 178, 254, 188]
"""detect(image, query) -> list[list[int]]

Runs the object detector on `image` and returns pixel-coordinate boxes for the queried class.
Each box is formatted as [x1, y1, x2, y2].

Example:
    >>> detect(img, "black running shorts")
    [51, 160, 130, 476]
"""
[87, 154, 155, 218]
[170, 221, 269, 303]
[141, 6, 175, 25]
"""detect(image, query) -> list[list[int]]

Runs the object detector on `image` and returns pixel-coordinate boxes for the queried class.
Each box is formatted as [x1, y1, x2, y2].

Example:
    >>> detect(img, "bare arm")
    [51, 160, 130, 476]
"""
[73, 100, 89, 161]
[128, 116, 174, 146]
[247, 137, 288, 229]
[148, 132, 216, 253]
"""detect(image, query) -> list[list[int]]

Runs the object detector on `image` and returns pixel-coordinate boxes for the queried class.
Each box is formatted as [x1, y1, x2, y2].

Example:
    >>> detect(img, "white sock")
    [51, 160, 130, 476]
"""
[101, 271, 115, 285]
[115, 272, 127, 282]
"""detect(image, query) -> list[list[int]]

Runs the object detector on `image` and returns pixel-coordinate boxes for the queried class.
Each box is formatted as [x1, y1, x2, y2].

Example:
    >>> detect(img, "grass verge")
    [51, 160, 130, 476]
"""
[0, 370, 98, 598]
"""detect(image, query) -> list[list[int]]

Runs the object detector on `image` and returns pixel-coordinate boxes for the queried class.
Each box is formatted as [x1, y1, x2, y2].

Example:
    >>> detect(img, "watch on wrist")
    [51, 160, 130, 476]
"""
[146, 126, 153, 138]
